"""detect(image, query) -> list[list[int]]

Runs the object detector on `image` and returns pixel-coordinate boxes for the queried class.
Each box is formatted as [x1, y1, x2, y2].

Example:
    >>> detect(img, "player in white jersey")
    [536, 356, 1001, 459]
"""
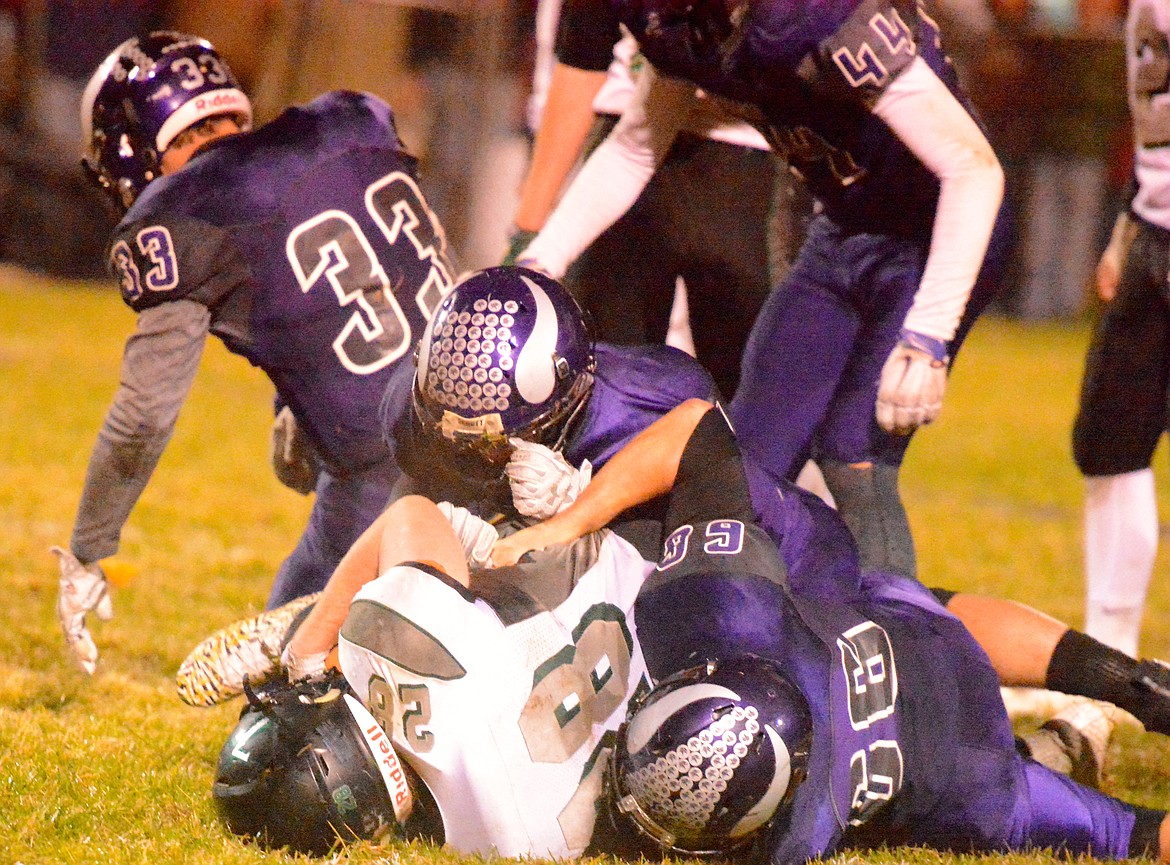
[337, 526, 651, 857]
[1072, 0, 1170, 658]
[212, 491, 653, 857]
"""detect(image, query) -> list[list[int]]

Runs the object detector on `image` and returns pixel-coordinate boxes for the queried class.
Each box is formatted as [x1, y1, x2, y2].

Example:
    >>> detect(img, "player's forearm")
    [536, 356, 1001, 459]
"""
[287, 510, 389, 656]
[71, 301, 209, 562]
[513, 63, 608, 232]
[71, 430, 167, 562]
[873, 57, 1003, 340]
[520, 66, 692, 277]
[532, 399, 714, 544]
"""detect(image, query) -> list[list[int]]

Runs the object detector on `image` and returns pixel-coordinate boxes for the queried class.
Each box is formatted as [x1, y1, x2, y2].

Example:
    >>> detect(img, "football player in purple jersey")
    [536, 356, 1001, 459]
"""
[519, 0, 1008, 582]
[52, 32, 455, 674]
[495, 402, 1170, 865]
[373, 266, 1170, 747]
[378, 265, 722, 524]
[189, 399, 1170, 860]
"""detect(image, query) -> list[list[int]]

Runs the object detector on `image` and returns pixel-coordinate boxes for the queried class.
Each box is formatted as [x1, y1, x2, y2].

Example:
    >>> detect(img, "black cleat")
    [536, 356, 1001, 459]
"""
[1131, 659, 1170, 735]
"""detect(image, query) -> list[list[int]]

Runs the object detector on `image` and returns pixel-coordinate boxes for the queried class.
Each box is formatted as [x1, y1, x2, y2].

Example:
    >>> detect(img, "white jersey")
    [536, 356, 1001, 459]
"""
[1129, 0, 1170, 231]
[337, 529, 652, 859]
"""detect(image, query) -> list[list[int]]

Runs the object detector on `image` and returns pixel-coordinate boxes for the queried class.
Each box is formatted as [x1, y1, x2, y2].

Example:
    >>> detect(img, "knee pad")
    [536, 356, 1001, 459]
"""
[819, 459, 916, 579]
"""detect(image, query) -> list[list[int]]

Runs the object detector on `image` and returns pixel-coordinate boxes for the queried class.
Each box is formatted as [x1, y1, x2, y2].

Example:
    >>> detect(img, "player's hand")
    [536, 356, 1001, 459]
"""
[436, 501, 498, 568]
[876, 329, 949, 435]
[505, 438, 591, 520]
[1096, 212, 1136, 303]
[491, 525, 548, 568]
[280, 642, 331, 683]
[271, 406, 320, 495]
[501, 226, 538, 267]
[51, 546, 113, 675]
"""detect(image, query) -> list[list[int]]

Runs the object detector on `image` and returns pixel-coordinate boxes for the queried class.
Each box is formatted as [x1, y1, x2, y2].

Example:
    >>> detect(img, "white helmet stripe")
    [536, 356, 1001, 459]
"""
[728, 723, 792, 838]
[514, 273, 558, 404]
[80, 37, 137, 146]
[344, 694, 414, 824]
[625, 683, 742, 754]
[156, 87, 252, 152]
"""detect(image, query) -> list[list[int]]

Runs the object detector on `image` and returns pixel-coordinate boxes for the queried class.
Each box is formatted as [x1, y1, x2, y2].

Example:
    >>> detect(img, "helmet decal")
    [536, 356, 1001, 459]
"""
[613, 656, 812, 856]
[728, 723, 793, 838]
[626, 683, 741, 752]
[513, 273, 558, 404]
[412, 266, 595, 456]
[345, 694, 414, 824]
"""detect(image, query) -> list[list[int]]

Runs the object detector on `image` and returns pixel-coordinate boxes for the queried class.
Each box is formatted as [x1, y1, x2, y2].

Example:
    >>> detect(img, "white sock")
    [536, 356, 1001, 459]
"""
[1083, 468, 1158, 657]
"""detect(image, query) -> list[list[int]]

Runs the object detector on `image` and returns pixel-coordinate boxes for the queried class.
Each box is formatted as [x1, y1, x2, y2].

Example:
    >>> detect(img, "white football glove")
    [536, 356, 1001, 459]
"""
[271, 406, 321, 495]
[280, 642, 330, 683]
[505, 438, 592, 520]
[436, 500, 499, 568]
[51, 546, 113, 675]
[876, 329, 949, 435]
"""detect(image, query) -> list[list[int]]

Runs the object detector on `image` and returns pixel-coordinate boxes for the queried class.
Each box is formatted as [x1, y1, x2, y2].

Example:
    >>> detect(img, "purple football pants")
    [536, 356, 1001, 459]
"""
[728, 211, 1004, 478]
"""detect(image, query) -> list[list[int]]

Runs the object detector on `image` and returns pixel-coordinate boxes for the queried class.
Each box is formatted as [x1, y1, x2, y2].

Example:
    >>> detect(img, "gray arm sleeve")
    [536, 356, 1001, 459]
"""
[70, 300, 211, 563]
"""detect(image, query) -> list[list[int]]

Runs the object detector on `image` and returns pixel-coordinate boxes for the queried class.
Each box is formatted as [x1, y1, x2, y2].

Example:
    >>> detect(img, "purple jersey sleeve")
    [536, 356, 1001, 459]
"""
[112, 91, 453, 474]
[564, 343, 720, 469]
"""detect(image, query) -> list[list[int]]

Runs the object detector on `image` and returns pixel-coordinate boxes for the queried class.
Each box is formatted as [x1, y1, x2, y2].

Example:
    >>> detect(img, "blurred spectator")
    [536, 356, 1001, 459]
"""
[0, 1, 163, 277]
[950, 0, 1126, 319]
[1071, 0, 1170, 658]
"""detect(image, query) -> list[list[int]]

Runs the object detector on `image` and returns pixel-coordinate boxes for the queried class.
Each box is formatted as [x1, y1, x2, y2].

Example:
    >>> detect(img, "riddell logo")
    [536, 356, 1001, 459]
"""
[344, 693, 415, 822]
[365, 723, 412, 812]
[195, 92, 243, 111]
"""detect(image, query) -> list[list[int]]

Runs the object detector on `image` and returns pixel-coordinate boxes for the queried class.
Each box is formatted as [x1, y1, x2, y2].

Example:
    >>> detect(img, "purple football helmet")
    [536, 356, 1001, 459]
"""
[413, 266, 595, 464]
[611, 655, 812, 856]
[80, 31, 253, 212]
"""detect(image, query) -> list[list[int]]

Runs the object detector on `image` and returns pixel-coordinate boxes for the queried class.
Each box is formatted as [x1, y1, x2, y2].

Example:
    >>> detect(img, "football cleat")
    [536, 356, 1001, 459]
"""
[176, 593, 319, 707]
[1019, 698, 1115, 789]
[1131, 658, 1170, 735]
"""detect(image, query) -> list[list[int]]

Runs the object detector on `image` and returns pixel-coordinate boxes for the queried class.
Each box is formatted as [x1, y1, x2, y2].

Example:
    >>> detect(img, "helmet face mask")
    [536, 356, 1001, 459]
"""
[212, 671, 439, 855]
[412, 266, 596, 471]
[80, 31, 253, 212]
[609, 656, 812, 858]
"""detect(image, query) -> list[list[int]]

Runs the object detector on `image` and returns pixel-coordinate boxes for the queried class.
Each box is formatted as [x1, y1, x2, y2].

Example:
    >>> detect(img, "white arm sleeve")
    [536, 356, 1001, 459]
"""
[520, 65, 696, 279]
[872, 56, 1004, 341]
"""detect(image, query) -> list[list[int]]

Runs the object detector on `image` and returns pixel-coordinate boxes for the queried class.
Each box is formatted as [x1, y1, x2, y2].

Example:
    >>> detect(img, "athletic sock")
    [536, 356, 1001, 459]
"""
[1044, 628, 1170, 732]
[1083, 468, 1157, 657]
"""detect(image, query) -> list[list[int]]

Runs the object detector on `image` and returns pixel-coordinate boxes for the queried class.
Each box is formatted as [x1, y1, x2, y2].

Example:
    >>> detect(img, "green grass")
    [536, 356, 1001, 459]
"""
[2, 264, 1168, 864]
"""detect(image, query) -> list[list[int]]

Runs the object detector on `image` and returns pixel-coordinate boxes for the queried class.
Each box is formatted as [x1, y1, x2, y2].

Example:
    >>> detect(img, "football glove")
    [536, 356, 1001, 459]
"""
[501, 226, 539, 267]
[51, 546, 113, 675]
[876, 329, 949, 435]
[176, 592, 320, 706]
[436, 500, 498, 568]
[271, 406, 321, 496]
[280, 641, 331, 683]
[505, 438, 592, 520]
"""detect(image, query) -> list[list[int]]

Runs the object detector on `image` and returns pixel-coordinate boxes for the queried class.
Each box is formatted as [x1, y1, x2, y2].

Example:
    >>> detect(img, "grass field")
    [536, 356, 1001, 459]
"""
[3, 263, 1170, 865]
